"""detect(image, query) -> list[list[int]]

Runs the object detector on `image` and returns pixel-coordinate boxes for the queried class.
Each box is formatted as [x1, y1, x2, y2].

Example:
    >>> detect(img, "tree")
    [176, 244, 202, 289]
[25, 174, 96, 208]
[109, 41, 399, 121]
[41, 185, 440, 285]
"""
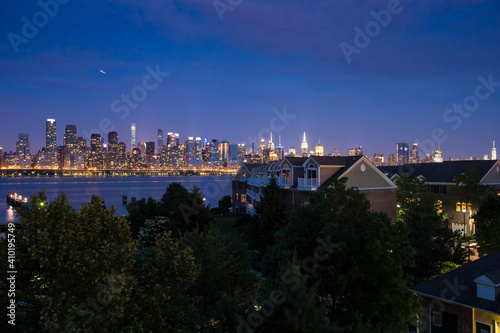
[256, 178, 418, 331]
[473, 193, 500, 255]
[128, 232, 203, 332]
[16, 191, 137, 332]
[246, 177, 287, 256]
[450, 167, 494, 211]
[218, 195, 232, 215]
[397, 174, 467, 284]
[180, 228, 260, 332]
[126, 196, 161, 238]
[160, 183, 214, 237]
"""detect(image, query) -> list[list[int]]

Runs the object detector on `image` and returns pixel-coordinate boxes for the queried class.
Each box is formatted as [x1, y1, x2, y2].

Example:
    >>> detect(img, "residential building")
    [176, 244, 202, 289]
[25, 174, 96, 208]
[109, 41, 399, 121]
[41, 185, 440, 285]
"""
[410, 250, 500, 333]
[233, 155, 398, 220]
[379, 160, 500, 234]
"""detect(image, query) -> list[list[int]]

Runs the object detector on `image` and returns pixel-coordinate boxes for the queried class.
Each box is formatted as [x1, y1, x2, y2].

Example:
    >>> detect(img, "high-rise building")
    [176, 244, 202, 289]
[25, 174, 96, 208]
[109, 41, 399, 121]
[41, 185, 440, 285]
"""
[259, 139, 267, 156]
[219, 140, 229, 162]
[46, 118, 57, 150]
[301, 132, 308, 157]
[388, 152, 397, 166]
[210, 139, 219, 164]
[433, 149, 443, 163]
[90, 134, 104, 169]
[372, 153, 384, 166]
[145, 141, 155, 166]
[410, 143, 419, 164]
[237, 144, 246, 160]
[332, 147, 339, 156]
[64, 125, 77, 148]
[348, 146, 363, 156]
[492, 141, 497, 160]
[268, 132, 275, 151]
[275, 135, 284, 160]
[289, 147, 296, 157]
[229, 144, 238, 160]
[108, 131, 118, 150]
[157, 129, 163, 153]
[315, 142, 324, 156]
[131, 123, 136, 151]
[396, 142, 409, 165]
[186, 137, 195, 166]
[17, 133, 29, 159]
[167, 132, 179, 147]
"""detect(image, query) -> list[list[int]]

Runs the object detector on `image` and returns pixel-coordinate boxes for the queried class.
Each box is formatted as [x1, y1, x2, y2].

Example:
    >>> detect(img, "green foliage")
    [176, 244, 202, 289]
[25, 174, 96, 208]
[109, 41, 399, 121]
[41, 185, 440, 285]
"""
[16, 191, 137, 332]
[180, 228, 260, 332]
[160, 183, 214, 237]
[396, 175, 466, 284]
[138, 216, 171, 246]
[126, 196, 161, 238]
[474, 193, 500, 255]
[256, 178, 418, 331]
[218, 194, 232, 215]
[129, 232, 203, 332]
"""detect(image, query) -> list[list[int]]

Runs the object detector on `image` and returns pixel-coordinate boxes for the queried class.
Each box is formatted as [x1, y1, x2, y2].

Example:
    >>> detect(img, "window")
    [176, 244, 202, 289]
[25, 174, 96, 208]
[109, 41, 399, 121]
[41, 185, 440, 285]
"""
[235, 193, 239, 201]
[476, 322, 491, 333]
[432, 311, 442, 327]
[241, 194, 246, 203]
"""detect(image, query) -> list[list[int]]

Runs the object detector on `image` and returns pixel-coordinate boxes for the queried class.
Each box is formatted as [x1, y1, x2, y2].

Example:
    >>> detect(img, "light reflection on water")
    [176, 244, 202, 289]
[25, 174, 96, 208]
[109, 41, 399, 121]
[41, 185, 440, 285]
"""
[1, 176, 233, 224]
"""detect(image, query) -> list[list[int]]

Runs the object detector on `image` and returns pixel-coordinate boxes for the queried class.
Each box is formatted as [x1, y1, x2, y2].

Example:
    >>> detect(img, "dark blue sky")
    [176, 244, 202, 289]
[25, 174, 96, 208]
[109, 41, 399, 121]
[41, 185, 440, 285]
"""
[1, 0, 500, 159]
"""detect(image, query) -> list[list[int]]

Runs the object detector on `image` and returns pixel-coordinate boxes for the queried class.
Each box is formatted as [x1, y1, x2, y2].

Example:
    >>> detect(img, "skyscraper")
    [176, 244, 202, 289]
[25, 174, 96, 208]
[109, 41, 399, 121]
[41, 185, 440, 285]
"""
[131, 123, 136, 151]
[301, 132, 308, 157]
[90, 134, 104, 169]
[396, 142, 409, 165]
[268, 132, 275, 151]
[64, 125, 77, 148]
[17, 133, 29, 159]
[410, 143, 419, 164]
[210, 139, 219, 164]
[492, 141, 497, 160]
[46, 119, 57, 150]
[348, 147, 363, 156]
[157, 129, 163, 153]
[315, 142, 324, 156]
[108, 131, 118, 150]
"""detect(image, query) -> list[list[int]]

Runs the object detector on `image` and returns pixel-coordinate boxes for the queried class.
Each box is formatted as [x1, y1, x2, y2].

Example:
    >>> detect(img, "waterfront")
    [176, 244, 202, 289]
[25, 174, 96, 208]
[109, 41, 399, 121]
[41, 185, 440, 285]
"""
[1, 175, 233, 224]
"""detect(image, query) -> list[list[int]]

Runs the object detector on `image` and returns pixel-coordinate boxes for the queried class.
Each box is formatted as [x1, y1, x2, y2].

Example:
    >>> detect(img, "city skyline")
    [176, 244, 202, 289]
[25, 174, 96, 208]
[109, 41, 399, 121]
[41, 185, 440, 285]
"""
[1, 1, 500, 159]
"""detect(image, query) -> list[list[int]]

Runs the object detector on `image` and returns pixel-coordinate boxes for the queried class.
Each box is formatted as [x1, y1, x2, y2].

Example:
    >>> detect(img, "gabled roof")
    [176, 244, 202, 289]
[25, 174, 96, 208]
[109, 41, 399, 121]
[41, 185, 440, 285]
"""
[484, 269, 500, 285]
[378, 160, 498, 183]
[242, 163, 262, 172]
[305, 155, 363, 167]
[282, 157, 308, 167]
[411, 250, 500, 314]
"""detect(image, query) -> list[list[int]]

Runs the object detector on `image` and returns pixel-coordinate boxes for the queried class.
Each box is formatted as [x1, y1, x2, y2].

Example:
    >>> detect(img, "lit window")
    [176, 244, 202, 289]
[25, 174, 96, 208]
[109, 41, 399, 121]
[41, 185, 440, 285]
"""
[456, 202, 461, 212]
[241, 194, 246, 203]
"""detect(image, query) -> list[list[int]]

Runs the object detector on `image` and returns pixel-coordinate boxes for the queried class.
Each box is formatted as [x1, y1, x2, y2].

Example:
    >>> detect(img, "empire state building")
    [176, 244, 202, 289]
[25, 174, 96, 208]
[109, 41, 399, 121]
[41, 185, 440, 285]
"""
[301, 132, 308, 157]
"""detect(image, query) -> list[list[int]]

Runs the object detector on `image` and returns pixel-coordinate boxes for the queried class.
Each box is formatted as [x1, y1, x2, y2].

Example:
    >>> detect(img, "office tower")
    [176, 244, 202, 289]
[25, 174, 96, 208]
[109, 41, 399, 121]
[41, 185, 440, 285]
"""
[210, 139, 219, 164]
[492, 141, 497, 160]
[108, 131, 118, 151]
[348, 146, 363, 156]
[118, 142, 127, 167]
[258, 139, 267, 155]
[396, 142, 409, 165]
[131, 123, 136, 151]
[90, 134, 104, 169]
[145, 141, 155, 165]
[372, 153, 384, 166]
[219, 140, 229, 161]
[483, 154, 489, 160]
[186, 137, 195, 166]
[410, 143, 419, 164]
[63, 125, 77, 148]
[195, 137, 202, 165]
[289, 146, 296, 157]
[46, 118, 57, 150]
[315, 142, 324, 156]
[77, 137, 87, 149]
[388, 152, 397, 166]
[229, 144, 238, 160]
[137, 142, 146, 157]
[268, 132, 275, 151]
[301, 132, 308, 157]
[17, 133, 29, 159]
[252, 141, 255, 154]
[332, 147, 339, 156]
[167, 132, 179, 147]
[237, 144, 246, 160]
[433, 149, 443, 163]
[275, 136, 284, 160]
[157, 129, 163, 153]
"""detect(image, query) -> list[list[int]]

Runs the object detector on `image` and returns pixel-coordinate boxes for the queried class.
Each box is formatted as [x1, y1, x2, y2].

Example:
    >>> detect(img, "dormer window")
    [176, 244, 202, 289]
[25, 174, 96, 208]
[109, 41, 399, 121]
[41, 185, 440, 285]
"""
[474, 270, 500, 301]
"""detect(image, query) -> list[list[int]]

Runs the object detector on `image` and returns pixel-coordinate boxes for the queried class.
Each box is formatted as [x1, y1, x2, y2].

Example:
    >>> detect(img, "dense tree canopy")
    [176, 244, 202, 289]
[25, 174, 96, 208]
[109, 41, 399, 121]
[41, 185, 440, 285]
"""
[474, 193, 500, 256]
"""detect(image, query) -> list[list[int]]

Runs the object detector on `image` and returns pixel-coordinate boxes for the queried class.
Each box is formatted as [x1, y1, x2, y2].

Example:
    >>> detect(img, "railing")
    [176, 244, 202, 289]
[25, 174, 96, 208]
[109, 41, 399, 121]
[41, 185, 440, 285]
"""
[278, 178, 292, 187]
[297, 177, 319, 189]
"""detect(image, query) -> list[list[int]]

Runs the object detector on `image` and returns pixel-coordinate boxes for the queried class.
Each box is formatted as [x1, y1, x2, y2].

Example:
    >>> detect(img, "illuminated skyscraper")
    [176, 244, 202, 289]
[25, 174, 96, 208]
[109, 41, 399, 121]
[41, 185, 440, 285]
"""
[315, 142, 324, 156]
[46, 118, 57, 150]
[157, 129, 163, 153]
[131, 123, 136, 151]
[219, 140, 230, 161]
[289, 147, 296, 156]
[268, 132, 275, 151]
[410, 143, 419, 164]
[17, 133, 29, 159]
[64, 125, 77, 148]
[301, 132, 308, 157]
[396, 142, 409, 165]
[348, 146, 363, 156]
[492, 141, 497, 160]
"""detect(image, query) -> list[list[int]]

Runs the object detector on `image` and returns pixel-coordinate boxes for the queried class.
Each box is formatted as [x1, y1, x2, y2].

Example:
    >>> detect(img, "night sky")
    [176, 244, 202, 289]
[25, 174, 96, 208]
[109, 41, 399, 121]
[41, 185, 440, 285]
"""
[1, 0, 500, 159]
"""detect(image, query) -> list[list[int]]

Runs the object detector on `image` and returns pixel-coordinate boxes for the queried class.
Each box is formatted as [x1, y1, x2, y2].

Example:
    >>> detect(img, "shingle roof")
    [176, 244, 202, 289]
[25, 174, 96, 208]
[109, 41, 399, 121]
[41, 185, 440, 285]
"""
[411, 250, 500, 314]
[309, 156, 362, 167]
[283, 157, 308, 167]
[242, 163, 262, 172]
[485, 269, 500, 285]
[378, 160, 497, 183]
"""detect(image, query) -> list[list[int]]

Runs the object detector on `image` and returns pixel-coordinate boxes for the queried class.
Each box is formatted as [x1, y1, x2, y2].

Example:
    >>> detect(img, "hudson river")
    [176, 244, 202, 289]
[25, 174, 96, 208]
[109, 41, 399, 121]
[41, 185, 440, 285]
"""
[1, 175, 233, 224]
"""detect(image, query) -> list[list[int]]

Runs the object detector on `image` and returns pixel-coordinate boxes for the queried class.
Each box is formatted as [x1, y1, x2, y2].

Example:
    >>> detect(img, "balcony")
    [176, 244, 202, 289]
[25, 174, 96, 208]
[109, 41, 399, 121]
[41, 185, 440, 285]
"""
[297, 177, 319, 190]
[278, 178, 293, 188]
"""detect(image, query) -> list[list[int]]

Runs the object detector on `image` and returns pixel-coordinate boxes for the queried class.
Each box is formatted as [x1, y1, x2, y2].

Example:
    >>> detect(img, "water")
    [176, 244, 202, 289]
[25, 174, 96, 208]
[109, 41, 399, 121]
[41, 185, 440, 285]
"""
[0, 175, 233, 224]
